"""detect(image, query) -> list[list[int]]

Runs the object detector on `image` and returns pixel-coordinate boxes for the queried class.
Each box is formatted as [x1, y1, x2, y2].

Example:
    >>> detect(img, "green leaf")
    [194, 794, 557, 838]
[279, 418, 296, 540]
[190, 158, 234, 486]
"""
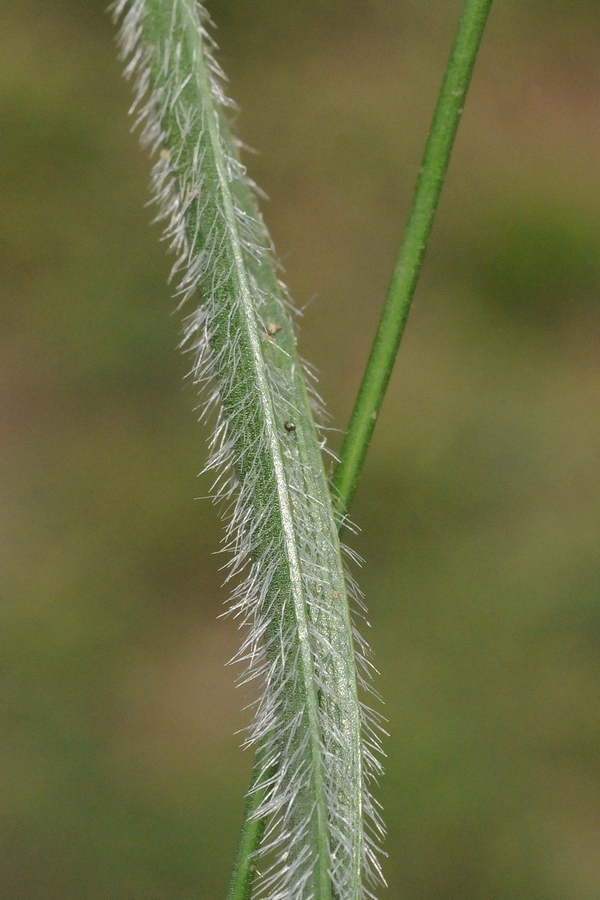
[113, 2, 384, 898]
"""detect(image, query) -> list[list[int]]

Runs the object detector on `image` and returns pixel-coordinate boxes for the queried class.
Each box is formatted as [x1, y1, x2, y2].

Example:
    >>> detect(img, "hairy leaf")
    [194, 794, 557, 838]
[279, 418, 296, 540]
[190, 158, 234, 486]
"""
[112, 2, 384, 897]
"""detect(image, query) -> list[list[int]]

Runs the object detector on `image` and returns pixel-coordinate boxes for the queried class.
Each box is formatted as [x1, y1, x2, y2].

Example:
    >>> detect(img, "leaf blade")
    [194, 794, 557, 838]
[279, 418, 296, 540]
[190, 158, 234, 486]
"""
[113, 2, 381, 897]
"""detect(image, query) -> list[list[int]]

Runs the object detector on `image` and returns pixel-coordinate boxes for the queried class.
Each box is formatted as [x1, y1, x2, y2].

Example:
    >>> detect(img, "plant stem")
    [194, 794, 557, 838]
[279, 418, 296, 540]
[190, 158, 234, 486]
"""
[332, 0, 494, 516]
[226, 1, 494, 895]
[226, 755, 270, 900]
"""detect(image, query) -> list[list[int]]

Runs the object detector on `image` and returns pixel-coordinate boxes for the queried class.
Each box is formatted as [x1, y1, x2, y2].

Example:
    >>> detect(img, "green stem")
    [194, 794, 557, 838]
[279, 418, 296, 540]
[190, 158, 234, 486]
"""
[226, 1, 494, 895]
[226, 755, 271, 900]
[332, 0, 494, 515]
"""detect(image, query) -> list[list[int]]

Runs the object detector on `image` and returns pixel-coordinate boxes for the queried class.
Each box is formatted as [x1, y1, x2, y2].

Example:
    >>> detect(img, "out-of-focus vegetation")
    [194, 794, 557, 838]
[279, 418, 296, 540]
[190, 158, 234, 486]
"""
[1, 1, 600, 897]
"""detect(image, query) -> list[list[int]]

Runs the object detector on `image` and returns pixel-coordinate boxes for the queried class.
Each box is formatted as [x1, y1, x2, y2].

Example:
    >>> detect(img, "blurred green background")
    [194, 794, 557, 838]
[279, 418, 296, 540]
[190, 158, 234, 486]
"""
[2, 1, 600, 897]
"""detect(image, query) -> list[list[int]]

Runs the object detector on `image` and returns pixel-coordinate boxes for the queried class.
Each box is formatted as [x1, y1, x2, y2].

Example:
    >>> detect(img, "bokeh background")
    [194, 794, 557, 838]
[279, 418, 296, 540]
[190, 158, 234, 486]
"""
[2, 1, 600, 897]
